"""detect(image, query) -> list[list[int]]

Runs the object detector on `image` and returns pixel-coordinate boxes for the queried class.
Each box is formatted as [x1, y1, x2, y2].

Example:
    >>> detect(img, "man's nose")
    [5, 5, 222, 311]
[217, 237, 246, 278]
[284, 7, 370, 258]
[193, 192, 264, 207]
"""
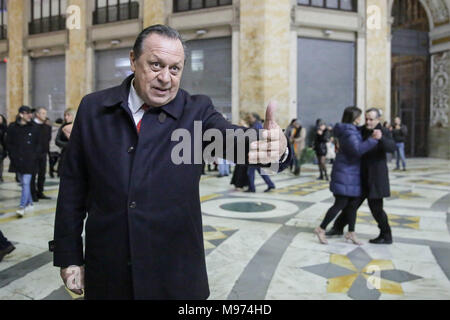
[157, 67, 170, 83]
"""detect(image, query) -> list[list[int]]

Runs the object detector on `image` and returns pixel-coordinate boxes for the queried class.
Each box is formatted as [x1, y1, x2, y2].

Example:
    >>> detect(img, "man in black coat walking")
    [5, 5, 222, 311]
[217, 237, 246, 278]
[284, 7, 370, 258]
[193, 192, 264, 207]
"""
[49, 24, 291, 300]
[30, 107, 52, 201]
[327, 108, 397, 244]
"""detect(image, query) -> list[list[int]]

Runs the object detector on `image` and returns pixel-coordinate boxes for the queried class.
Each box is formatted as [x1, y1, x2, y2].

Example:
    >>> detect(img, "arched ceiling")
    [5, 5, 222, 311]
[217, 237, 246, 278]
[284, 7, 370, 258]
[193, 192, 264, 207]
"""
[424, 0, 449, 26]
[390, 0, 450, 29]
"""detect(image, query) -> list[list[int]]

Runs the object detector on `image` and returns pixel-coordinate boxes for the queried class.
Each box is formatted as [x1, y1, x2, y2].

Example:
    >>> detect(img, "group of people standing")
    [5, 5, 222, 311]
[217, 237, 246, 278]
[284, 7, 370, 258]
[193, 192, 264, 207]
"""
[230, 112, 277, 193]
[0, 105, 75, 262]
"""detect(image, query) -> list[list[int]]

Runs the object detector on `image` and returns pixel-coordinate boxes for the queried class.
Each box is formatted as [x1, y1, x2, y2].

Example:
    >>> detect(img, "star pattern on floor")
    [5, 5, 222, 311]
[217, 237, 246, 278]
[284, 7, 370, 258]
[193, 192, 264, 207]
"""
[273, 180, 329, 196]
[301, 247, 422, 300]
[203, 225, 238, 255]
[356, 211, 420, 230]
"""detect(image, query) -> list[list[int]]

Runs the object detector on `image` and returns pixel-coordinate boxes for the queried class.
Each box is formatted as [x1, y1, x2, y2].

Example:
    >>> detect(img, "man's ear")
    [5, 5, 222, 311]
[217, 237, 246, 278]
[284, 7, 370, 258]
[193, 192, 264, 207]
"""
[130, 50, 136, 73]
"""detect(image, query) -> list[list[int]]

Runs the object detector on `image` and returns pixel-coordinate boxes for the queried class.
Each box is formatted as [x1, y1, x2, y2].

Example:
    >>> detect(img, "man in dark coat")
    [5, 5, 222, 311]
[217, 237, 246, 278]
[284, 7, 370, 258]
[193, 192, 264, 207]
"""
[30, 107, 52, 201]
[49, 25, 291, 300]
[5, 106, 41, 217]
[246, 113, 276, 193]
[327, 108, 397, 244]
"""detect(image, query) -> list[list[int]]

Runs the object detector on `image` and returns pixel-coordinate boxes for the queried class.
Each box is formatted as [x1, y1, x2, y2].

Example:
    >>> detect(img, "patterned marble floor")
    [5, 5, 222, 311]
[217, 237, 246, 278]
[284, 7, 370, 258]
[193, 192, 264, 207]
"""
[0, 158, 449, 300]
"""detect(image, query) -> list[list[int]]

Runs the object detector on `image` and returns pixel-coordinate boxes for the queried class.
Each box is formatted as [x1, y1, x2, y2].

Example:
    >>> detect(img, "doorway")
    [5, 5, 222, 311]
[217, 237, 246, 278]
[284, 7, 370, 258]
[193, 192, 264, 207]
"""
[391, 0, 430, 157]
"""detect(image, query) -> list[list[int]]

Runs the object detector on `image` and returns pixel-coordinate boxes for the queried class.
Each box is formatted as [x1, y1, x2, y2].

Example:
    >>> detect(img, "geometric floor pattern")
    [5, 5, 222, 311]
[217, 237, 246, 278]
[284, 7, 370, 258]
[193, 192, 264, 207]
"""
[302, 247, 422, 300]
[0, 158, 449, 300]
[356, 211, 421, 230]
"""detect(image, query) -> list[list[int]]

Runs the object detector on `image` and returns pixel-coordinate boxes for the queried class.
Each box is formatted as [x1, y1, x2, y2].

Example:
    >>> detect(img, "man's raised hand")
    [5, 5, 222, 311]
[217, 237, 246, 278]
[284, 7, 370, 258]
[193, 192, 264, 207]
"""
[248, 101, 288, 165]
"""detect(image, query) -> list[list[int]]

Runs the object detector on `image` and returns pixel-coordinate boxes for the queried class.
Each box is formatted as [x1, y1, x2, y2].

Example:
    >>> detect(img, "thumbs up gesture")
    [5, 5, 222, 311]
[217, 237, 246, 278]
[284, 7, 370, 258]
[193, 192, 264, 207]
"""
[248, 101, 288, 165]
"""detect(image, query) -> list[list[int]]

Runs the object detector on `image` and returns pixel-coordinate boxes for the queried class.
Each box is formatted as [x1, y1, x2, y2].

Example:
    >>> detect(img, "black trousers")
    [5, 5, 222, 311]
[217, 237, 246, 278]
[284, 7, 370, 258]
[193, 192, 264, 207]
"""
[48, 152, 60, 176]
[31, 155, 47, 198]
[333, 198, 391, 235]
[320, 195, 361, 232]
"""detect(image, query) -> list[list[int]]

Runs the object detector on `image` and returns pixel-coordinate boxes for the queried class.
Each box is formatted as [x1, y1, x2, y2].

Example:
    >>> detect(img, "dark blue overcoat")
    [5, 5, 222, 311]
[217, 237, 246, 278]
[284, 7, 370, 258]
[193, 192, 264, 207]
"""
[50, 75, 291, 300]
[330, 123, 378, 197]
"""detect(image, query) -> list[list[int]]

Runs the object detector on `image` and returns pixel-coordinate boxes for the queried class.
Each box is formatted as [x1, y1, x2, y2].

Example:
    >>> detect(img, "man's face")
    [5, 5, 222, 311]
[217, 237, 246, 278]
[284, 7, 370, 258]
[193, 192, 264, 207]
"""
[20, 112, 32, 123]
[130, 34, 185, 107]
[365, 111, 380, 130]
[36, 109, 47, 122]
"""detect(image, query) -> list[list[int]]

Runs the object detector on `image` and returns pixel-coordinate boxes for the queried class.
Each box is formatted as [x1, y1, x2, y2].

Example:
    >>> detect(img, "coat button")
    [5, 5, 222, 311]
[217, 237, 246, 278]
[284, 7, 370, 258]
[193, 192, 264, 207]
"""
[129, 202, 136, 209]
[128, 146, 135, 153]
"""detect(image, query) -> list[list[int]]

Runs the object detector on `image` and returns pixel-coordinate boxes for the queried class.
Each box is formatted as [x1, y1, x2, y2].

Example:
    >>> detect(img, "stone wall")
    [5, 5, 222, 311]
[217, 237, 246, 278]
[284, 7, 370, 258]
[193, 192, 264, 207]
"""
[66, 0, 87, 110]
[6, 0, 25, 122]
[429, 51, 450, 159]
[239, 0, 291, 127]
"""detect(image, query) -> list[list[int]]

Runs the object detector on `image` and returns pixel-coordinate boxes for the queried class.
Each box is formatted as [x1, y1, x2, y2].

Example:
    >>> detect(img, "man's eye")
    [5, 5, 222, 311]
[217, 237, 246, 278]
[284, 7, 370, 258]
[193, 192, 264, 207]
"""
[171, 66, 179, 72]
[151, 62, 161, 68]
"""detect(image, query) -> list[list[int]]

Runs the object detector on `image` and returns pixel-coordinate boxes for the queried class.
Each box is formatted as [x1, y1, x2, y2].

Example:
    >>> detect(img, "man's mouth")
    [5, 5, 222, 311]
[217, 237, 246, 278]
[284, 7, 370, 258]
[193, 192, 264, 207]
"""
[152, 87, 170, 94]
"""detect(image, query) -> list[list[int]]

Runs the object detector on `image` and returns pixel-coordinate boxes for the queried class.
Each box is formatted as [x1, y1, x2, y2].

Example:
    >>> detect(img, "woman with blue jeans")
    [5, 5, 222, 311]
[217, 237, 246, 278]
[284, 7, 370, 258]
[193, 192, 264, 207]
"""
[314, 106, 381, 245]
[6, 106, 40, 217]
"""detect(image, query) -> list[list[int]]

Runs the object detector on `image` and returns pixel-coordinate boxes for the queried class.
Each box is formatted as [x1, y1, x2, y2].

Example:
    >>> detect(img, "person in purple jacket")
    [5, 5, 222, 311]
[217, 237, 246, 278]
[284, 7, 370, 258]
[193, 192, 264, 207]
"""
[314, 106, 382, 245]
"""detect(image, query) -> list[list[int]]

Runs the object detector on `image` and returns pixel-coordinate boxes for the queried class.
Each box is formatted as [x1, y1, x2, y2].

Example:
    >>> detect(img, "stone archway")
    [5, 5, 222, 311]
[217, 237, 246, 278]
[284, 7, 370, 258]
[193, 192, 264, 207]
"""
[390, 0, 430, 157]
[388, 0, 450, 158]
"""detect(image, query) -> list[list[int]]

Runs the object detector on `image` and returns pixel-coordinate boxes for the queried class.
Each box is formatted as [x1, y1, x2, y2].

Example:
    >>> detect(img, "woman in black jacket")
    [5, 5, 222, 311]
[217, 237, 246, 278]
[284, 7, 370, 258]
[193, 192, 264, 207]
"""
[314, 121, 330, 180]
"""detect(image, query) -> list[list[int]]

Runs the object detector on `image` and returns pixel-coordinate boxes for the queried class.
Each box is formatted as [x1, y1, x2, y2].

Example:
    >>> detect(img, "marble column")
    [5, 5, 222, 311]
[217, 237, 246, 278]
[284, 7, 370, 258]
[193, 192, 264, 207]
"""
[239, 0, 291, 127]
[66, 0, 87, 110]
[143, 0, 166, 28]
[6, 0, 25, 122]
[365, 0, 391, 120]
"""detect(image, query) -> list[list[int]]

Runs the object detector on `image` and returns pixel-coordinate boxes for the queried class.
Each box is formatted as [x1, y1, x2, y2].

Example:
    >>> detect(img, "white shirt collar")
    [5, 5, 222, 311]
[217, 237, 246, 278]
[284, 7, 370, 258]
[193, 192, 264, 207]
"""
[128, 78, 145, 114]
[34, 118, 43, 125]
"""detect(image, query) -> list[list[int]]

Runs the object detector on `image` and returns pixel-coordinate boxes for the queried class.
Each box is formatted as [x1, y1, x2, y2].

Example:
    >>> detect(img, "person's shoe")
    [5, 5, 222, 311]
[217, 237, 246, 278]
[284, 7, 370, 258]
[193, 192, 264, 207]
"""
[369, 233, 393, 245]
[16, 208, 25, 218]
[0, 243, 16, 262]
[49, 173, 55, 178]
[402, 168, 407, 172]
[25, 204, 34, 212]
[314, 227, 328, 245]
[345, 232, 363, 245]
[245, 189, 255, 193]
[32, 196, 39, 203]
[325, 228, 344, 237]
[217, 174, 224, 178]
[394, 168, 400, 171]
[317, 176, 324, 180]
[264, 186, 275, 193]
[294, 168, 300, 176]
[38, 193, 51, 200]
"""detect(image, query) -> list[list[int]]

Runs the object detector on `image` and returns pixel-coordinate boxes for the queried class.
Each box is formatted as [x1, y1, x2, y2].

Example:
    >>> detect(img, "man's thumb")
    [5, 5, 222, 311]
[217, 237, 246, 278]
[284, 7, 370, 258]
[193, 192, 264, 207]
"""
[264, 100, 278, 130]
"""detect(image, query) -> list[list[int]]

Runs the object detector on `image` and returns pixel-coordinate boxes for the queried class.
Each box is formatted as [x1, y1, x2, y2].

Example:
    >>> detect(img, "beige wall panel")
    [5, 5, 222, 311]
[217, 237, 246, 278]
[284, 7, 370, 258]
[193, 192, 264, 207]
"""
[0, 41, 7, 54]
[91, 21, 141, 42]
[143, 0, 165, 27]
[6, 0, 25, 122]
[295, 7, 360, 31]
[170, 8, 234, 30]
[27, 32, 67, 50]
[366, 0, 390, 119]
[240, 0, 291, 127]
[66, 0, 87, 110]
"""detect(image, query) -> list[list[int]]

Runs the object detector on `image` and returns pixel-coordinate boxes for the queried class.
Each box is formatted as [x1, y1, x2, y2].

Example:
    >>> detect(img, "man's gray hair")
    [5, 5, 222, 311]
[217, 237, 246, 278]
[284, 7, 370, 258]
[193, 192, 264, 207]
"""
[132, 24, 187, 59]
[366, 108, 381, 118]
[36, 106, 47, 113]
